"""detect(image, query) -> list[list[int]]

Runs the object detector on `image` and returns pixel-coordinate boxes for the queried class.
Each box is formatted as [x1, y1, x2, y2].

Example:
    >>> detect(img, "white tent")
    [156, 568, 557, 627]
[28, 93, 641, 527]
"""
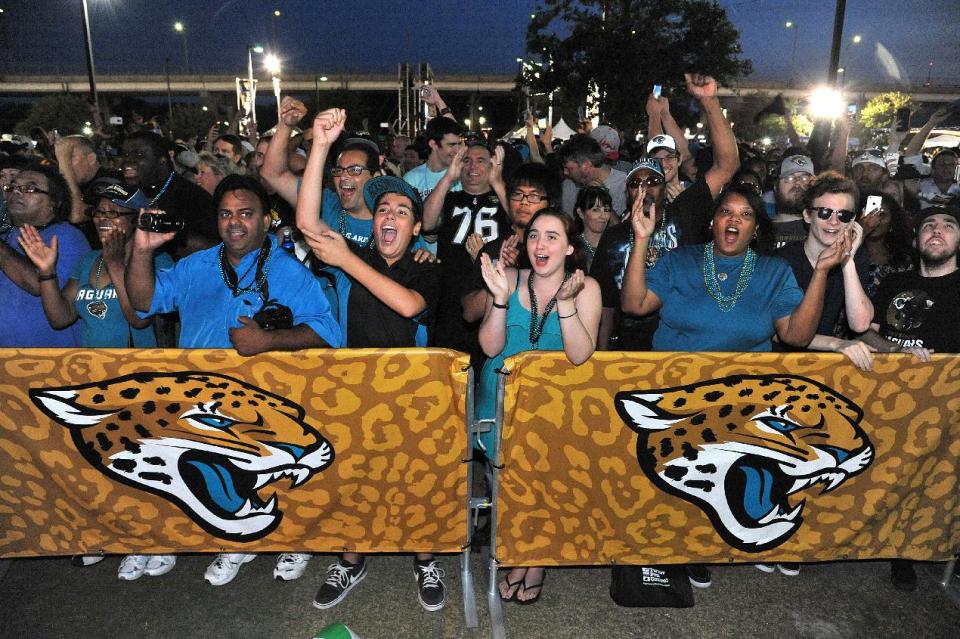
[923, 134, 960, 149]
[551, 118, 576, 141]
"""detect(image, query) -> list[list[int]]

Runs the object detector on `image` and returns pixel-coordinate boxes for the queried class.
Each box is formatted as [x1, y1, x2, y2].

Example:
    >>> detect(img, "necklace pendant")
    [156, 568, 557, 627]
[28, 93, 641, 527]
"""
[716, 272, 728, 282]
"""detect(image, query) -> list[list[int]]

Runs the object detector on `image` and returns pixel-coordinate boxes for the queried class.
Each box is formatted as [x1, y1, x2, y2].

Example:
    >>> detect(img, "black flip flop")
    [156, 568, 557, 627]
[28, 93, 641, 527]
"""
[516, 571, 546, 605]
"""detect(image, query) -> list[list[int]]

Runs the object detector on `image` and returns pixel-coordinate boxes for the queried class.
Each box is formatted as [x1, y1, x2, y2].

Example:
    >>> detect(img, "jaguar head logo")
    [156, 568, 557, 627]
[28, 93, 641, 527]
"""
[30, 372, 334, 541]
[615, 375, 873, 552]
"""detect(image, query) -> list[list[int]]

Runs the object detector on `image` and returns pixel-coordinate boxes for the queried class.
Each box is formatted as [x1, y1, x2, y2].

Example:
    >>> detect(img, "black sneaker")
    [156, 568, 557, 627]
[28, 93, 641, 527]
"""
[777, 562, 800, 576]
[890, 560, 917, 592]
[414, 559, 446, 611]
[313, 559, 367, 609]
[687, 564, 712, 588]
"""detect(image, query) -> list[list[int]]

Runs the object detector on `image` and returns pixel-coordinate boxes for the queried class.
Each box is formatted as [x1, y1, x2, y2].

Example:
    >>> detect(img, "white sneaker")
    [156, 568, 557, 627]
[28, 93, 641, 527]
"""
[204, 553, 256, 586]
[73, 555, 105, 567]
[274, 553, 311, 581]
[754, 563, 776, 573]
[144, 554, 177, 577]
[118, 554, 149, 581]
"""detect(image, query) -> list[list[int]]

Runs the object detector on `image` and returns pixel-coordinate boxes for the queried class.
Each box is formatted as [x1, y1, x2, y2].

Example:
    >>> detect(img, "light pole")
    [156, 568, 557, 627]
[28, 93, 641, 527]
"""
[785, 21, 799, 85]
[80, 0, 100, 117]
[173, 21, 189, 73]
[263, 53, 282, 116]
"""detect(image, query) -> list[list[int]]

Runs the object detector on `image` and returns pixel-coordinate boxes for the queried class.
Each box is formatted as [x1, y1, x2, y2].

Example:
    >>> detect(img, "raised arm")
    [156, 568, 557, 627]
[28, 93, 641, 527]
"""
[687, 74, 739, 198]
[125, 225, 175, 313]
[54, 138, 91, 225]
[775, 231, 849, 347]
[554, 270, 602, 365]
[421, 146, 465, 233]
[619, 196, 663, 317]
[524, 113, 544, 164]
[101, 229, 151, 329]
[477, 254, 512, 358]
[261, 97, 309, 206]
[295, 108, 345, 237]
[17, 224, 78, 327]
[650, 93, 692, 166]
[824, 115, 851, 173]
[904, 106, 951, 157]
[303, 228, 427, 318]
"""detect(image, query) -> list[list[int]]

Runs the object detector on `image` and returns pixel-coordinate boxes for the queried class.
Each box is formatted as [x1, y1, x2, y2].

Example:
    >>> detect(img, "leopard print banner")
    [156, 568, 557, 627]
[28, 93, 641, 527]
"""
[495, 351, 960, 567]
[0, 348, 470, 557]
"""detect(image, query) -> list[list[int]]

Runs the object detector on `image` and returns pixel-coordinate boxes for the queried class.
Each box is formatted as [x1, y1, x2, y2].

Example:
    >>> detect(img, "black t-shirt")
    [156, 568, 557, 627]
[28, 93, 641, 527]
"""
[346, 247, 441, 348]
[152, 172, 217, 244]
[464, 231, 531, 299]
[872, 269, 960, 352]
[589, 177, 715, 350]
[776, 240, 871, 339]
[432, 190, 511, 352]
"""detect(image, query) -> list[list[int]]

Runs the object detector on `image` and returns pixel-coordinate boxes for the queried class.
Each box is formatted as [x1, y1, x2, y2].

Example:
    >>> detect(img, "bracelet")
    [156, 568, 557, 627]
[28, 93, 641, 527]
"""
[492, 301, 509, 309]
[558, 311, 578, 319]
[37, 272, 58, 281]
[438, 107, 452, 116]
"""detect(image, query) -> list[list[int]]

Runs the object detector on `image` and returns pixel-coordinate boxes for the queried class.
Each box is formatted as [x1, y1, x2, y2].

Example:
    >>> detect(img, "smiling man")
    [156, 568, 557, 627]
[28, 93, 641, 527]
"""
[421, 143, 511, 353]
[125, 174, 340, 587]
[120, 131, 216, 257]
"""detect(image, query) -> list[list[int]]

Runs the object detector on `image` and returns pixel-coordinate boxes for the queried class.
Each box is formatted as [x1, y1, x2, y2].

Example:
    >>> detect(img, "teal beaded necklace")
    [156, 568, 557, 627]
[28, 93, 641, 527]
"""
[702, 241, 756, 312]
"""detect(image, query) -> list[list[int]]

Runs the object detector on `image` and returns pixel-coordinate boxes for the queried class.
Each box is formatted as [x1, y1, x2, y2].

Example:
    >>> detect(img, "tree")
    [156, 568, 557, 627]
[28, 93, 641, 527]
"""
[523, 0, 752, 132]
[858, 92, 911, 130]
[15, 94, 92, 136]
[168, 104, 217, 142]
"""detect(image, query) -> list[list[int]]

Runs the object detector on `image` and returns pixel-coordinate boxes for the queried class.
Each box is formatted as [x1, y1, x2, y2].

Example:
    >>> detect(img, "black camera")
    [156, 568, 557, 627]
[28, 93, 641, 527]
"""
[252, 300, 293, 331]
[138, 210, 185, 233]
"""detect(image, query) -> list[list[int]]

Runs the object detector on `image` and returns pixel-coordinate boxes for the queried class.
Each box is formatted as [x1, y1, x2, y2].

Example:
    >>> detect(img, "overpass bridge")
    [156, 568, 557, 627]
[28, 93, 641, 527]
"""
[2, 73, 959, 102]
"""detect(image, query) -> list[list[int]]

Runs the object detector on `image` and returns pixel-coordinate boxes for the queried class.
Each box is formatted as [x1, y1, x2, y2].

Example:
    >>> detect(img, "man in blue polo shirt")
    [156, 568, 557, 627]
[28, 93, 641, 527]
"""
[126, 174, 340, 586]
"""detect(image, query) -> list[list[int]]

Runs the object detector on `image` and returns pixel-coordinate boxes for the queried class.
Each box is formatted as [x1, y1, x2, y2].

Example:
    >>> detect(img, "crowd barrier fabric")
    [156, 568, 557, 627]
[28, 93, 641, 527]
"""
[494, 351, 960, 567]
[0, 348, 470, 558]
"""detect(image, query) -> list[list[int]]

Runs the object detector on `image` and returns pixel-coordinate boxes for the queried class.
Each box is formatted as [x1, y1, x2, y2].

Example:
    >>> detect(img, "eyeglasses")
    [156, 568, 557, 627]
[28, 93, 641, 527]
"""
[330, 165, 369, 177]
[2, 183, 49, 195]
[509, 191, 548, 204]
[810, 206, 855, 223]
[91, 208, 136, 219]
[734, 181, 762, 195]
[780, 173, 813, 184]
[650, 154, 679, 163]
[627, 176, 665, 188]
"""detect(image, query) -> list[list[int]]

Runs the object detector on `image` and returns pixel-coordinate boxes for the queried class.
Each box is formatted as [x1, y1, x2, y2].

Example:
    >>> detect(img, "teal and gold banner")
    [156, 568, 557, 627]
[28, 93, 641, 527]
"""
[0, 348, 470, 557]
[495, 352, 960, 566]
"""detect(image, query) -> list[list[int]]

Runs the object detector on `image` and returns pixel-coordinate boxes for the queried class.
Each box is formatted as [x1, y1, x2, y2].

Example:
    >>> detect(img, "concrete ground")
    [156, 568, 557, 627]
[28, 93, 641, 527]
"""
[1, 553, 957, 639]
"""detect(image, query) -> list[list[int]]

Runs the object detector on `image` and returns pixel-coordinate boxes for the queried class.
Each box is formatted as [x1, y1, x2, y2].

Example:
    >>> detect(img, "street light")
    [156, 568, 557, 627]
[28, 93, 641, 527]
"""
[841, 35, 863, 88]
[263, 54, 282, 115]
[173, 21, 189, 73]
[785, 21, 799, 84]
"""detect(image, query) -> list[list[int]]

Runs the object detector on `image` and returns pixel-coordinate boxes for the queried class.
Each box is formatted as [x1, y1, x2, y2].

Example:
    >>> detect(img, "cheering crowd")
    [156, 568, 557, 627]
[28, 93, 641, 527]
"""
[0, 72, 958, 608]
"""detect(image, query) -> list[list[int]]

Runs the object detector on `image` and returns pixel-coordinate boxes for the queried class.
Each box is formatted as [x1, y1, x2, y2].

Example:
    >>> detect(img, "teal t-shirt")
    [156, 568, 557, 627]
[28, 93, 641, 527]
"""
[645, 245, 802, 352]
[71, 250, 174, 347]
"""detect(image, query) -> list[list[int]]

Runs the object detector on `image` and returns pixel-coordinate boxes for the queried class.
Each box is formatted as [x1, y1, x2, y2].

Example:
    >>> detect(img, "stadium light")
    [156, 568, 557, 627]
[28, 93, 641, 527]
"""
[808, 87, 844, 120]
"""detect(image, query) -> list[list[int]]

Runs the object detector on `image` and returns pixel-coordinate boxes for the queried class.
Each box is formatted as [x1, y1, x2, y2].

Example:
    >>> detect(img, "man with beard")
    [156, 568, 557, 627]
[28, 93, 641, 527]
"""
[422, 143, 510, 354]
[0, 163, 90, 346]
[772, 154, 815, 247]
[120, 131, 216, 257]
[850, 150, 897, 203]
[857, 206, 960, 592]
[860, 207, 960, 356]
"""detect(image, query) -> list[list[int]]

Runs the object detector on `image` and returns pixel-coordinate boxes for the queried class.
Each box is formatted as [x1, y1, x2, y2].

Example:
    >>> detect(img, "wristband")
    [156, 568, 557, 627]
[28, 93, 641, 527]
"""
[492, 301, 508, 310]
[38, 272, 58, 281]
[558, 311, 578, 319]
[438, 107, 452, 116]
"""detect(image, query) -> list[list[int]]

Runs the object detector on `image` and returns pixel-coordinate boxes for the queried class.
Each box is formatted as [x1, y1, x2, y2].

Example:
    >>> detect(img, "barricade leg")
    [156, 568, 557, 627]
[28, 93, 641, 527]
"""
[942, 556, 957, 588]
[461, 370, 479, 629]
[485, 370, 508, 639]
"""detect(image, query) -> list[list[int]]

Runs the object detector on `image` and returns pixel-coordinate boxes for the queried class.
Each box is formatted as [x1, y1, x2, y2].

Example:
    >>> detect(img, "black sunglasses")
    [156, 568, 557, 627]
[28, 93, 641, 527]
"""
[810, 206, 855, 223]
[628, 176, 665, 188]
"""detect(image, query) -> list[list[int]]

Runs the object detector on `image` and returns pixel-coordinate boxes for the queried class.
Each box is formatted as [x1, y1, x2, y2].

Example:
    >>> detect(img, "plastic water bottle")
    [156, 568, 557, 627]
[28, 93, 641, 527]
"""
[281, 229, 296, 253]
[313, 623, 359, 639]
